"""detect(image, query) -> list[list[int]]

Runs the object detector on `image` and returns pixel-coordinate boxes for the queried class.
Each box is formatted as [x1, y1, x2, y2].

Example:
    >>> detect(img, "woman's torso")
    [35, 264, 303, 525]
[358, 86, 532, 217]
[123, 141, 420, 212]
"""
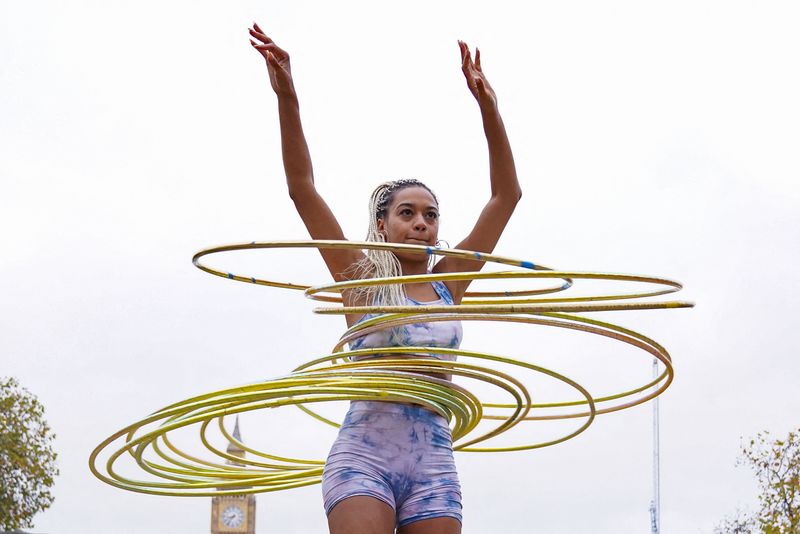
[347, 280, 463, 361]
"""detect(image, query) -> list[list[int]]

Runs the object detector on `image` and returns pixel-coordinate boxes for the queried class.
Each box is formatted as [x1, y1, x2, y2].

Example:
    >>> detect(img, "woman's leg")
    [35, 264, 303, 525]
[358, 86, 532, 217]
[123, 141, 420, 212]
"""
[327, 495, 396, 534]
[395, 407, 462, 534]
[397, 516, 462, 534]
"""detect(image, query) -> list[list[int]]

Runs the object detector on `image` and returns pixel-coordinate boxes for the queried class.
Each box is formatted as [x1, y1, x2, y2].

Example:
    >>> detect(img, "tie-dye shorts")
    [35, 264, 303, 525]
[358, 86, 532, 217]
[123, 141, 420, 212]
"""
[321, 400, 463, 527]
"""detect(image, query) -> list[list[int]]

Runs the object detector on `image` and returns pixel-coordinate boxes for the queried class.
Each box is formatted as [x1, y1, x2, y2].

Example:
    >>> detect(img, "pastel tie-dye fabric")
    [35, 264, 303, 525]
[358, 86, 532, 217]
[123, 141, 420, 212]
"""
[348, 280, 463, 360]
[322, 401, 462, 526]
[322, 281, 463, 526]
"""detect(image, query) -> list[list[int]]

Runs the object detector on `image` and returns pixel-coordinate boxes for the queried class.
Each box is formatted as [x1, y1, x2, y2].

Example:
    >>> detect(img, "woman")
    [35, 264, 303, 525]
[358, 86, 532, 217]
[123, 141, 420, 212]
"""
[249, 22, 521, 534]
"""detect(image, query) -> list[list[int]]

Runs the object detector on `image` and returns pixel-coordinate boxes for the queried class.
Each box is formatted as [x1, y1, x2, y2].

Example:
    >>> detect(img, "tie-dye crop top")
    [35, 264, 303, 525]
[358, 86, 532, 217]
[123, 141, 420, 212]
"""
[348, 280, 463, 361]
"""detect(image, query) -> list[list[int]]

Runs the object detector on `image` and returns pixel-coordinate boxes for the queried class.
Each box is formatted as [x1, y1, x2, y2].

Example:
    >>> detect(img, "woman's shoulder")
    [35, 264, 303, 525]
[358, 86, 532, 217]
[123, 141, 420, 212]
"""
[431, 280, 455, 304]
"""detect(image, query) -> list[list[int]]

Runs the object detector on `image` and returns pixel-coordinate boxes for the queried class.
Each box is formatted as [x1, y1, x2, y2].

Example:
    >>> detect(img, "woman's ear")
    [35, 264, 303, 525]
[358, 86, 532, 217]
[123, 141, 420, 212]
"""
[376, 218, 386, 236]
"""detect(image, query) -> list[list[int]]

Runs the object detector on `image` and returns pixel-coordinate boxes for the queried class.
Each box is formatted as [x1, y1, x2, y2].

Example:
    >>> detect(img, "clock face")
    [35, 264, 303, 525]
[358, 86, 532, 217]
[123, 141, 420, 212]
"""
[222, 505, 245, 528]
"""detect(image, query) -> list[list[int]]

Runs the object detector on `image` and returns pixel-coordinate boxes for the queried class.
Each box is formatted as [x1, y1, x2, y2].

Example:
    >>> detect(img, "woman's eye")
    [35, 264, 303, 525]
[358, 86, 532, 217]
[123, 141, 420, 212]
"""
[427, 212, 438, 219]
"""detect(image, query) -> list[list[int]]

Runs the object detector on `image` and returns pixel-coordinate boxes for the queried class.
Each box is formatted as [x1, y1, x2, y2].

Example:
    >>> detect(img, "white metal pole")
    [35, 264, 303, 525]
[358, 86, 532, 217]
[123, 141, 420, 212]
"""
[651, 357, 661, 534]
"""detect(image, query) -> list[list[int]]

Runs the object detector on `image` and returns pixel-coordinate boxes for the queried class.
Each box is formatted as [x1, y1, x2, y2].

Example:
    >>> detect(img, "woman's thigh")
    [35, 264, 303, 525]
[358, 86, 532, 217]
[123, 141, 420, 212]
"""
[327, 495, 396, 534]
[398, 516, 462, 534]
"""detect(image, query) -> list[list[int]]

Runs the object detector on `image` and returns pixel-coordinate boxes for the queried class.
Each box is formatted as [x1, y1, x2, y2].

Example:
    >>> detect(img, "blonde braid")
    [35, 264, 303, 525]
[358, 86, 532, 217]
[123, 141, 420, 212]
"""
[348, 182, 406, 307]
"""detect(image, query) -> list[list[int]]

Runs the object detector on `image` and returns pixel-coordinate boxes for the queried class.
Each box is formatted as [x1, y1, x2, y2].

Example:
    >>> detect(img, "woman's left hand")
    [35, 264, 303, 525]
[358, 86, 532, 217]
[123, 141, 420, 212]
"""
[458, 40, 497, 110]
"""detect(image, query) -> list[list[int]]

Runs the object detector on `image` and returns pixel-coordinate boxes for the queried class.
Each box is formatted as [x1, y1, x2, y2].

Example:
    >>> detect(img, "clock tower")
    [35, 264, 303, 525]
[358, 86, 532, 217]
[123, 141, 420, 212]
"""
[211, 417, 256, 534]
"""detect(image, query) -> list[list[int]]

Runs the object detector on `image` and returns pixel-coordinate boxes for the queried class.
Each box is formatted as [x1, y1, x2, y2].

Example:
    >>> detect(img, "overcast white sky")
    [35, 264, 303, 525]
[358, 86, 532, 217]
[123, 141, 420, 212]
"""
[2, 1, 799, 532]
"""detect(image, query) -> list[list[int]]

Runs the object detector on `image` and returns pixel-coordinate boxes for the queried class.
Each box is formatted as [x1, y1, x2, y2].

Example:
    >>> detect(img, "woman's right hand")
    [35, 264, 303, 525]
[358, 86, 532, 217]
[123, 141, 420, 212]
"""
[249, 22, 296, 98]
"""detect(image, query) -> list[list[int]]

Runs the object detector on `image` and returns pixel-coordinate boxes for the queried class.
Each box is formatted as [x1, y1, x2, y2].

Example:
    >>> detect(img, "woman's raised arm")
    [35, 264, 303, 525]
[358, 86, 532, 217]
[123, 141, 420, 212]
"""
[249, 23, 363, 280]
[434, 41, 523, 302]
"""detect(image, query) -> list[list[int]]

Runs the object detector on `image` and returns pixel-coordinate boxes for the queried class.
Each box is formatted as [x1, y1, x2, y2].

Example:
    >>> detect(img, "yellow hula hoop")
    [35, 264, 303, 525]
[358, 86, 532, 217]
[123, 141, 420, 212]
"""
[89, 240, 692, 496]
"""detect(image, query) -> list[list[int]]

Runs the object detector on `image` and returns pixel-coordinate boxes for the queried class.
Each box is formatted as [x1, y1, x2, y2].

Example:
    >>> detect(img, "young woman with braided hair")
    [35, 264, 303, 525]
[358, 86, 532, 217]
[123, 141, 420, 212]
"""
[249, 22, 521, 534]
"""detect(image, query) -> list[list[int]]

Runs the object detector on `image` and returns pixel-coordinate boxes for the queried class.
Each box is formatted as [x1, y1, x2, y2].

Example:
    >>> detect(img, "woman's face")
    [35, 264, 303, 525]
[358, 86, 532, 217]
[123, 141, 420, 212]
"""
[377, 186, 439, 250]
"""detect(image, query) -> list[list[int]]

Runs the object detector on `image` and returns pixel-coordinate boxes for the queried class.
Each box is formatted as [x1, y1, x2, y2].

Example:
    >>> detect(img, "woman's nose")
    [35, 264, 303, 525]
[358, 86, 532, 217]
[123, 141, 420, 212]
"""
[413, 216, 427, 231]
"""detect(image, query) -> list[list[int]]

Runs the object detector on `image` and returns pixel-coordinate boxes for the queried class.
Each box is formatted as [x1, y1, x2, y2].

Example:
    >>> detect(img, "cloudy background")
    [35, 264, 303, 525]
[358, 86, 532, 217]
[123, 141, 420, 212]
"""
[2, 1, 798, 532]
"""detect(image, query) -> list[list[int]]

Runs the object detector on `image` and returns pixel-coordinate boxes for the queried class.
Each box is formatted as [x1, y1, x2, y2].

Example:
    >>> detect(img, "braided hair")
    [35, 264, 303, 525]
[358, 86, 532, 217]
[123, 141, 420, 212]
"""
[347, 179, 439, 308]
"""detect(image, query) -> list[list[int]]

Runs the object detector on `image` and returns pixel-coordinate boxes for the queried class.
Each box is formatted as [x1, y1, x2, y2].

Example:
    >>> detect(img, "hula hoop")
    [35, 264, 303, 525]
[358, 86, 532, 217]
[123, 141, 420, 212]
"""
[90, 240, 692, 496]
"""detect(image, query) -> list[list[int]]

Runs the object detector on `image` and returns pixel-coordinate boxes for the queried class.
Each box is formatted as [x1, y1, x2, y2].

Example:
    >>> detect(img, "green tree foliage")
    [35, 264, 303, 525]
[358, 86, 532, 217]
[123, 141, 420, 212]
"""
[716, 428, 800, 533]
[745, 429, 800, 533]
[0, 377, 59, 530]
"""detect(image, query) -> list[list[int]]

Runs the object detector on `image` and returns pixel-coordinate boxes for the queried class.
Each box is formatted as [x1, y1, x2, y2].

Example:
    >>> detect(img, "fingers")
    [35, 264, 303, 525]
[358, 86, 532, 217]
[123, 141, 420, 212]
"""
[249, 26, 274, 45]
[250, 41, 275, 62]
[251, 45, 281, 68]
[457, 39, 492, 102]
[461, 44, 471, 70]
[250, 40, 278, 52]
[248, 23, 292, 68]
[458, 39, 478, 73]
